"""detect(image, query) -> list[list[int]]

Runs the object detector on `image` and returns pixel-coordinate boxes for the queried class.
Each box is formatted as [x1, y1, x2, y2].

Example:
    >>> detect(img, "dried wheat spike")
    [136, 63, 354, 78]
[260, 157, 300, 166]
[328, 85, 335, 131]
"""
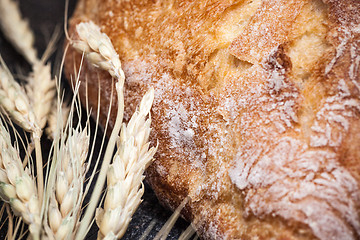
[0, 0, 37, 64]
[0, 65, 39, 132]
[72, 21, 125, 81]
[43, 128, 90, 240]
[96, 88, 157, 240]
[26, 62, 56, 130]
[0, 120, 41, 239]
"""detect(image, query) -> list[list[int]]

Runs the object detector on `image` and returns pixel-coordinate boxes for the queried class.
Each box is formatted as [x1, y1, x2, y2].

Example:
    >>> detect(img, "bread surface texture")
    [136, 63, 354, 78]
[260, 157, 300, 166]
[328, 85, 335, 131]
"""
[65, 0, 360, 239]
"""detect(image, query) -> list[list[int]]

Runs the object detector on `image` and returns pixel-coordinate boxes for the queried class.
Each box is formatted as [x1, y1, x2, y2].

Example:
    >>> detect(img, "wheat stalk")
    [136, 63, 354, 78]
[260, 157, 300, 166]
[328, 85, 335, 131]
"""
[43, 127, 89, 240]
[73, 20, 128, 240]
[0, 120, 41, 240]
[71, 21, 125, 82]
[96, 88, 156, 239]
[0, 0, 37, 64]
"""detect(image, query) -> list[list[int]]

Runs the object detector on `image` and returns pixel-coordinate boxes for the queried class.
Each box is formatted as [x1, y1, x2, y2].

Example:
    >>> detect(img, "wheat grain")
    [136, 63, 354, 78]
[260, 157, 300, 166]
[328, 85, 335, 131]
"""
[96, 88, 156, 239]
[0, 0, 37, 64]
[0, 120, 41, 240]
[43, 127, 89, 240]
[71, 21, 125, 81]
[0, 63, 39, 133]
[26, 62, 56, 130]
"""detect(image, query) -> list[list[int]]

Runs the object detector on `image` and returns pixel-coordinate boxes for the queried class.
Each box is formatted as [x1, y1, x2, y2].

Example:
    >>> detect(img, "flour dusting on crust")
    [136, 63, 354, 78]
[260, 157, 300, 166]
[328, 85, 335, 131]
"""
[67, 0, 360, 239]
[227, 2, 360, 239]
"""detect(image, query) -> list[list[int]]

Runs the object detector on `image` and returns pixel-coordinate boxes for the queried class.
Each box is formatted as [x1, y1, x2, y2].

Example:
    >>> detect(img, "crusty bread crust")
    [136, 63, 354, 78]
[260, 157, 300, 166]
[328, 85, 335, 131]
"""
[65, 0, 360, 239]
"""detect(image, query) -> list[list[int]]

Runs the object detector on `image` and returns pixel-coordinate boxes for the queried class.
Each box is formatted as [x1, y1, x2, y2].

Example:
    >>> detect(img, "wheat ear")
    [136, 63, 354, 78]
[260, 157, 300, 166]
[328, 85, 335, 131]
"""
[43, 128, 89, 240]
[26, 62, 56, 130]
[0, 58, 45, 203]
[0, 62, 38, 133]
[96, 88, 156, 240]
[71, 21, 125, 81]
[0, 0, 37, 64]
[0, 120, 41, 240]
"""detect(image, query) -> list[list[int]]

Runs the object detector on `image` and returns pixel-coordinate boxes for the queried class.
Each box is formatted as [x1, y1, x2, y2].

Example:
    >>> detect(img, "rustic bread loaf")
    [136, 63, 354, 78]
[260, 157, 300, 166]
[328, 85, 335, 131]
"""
[65, 0, 360, 239]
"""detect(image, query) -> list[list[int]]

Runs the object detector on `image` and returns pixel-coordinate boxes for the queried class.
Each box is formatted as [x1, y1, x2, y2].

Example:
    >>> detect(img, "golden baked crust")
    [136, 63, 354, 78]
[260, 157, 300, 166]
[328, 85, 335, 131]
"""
[65, 0, 360, 239]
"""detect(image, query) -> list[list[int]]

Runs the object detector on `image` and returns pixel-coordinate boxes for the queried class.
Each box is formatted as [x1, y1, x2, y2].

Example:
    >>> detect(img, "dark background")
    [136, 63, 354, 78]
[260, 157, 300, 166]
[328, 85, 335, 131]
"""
[0, 0, 189, 239]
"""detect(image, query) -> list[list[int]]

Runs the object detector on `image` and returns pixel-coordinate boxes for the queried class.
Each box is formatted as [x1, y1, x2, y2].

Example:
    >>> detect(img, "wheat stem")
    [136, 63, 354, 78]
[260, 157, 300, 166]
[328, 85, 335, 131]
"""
[33, 132, 43, 205]
[72, 20, 127, 240]
[5, 204, 13, 240]
[139, 220, 156, 240]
